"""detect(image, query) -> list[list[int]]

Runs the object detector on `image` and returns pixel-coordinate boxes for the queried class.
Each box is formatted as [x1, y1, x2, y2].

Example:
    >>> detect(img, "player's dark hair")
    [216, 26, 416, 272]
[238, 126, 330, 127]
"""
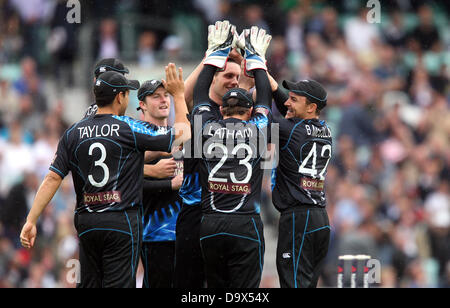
[221, 98, 250, 117]
[215, 58, 240, 75]
[96, 95, 116, 107]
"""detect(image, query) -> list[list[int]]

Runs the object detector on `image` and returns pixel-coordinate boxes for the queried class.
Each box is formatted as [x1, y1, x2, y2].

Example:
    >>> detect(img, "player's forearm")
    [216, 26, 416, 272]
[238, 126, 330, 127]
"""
[267, 73, 288, 116]
[184, 61, 205, 112]
[193, 65, 217, 108]
[26, 171, 62, 224]
[144, 164, 161, 178]
[172, 93, 191, 143]
[145, 151, 171, 163]
[254, 69, 272, 109]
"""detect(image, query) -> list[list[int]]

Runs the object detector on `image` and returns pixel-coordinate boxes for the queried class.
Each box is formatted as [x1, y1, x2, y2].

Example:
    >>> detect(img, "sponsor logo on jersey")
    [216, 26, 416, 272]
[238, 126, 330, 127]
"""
[300, 177, 324, 191]
[83, 191, 122, 205]
[208, 181, 251, 195]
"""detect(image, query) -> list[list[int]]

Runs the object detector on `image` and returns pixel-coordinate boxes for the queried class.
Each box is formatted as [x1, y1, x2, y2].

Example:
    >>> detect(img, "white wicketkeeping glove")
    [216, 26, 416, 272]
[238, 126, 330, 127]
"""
[237, 26, 272, 77]
[204, 20, 237, 69]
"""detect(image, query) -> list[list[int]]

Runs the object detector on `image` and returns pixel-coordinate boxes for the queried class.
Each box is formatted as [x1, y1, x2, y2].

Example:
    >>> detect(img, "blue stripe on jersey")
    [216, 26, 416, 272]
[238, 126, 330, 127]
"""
[66, 118, 90, 142]
[282, 120, 305, 150]
[50, 166, 66, 178]
[247, 113, 269, 130]
[271, 168, 277, 192]
[112, 116, 172, 137]
[294, 210, 310, 288]
[179, 173, 201, 205]
[78, 228, 131, 237]
[251, 218, 263, 274]
[124, 211, 135, 277]
[142, 203, 179, 242]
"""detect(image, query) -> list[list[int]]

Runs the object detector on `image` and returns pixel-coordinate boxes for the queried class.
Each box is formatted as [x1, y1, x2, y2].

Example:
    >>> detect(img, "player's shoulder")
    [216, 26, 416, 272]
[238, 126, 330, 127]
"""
[192, 99, 221, 116]
[192, 103, 213, 114]
[63, 117, 92, 140]
[275, 116, 303, 131]
[112, 115, 172, 136]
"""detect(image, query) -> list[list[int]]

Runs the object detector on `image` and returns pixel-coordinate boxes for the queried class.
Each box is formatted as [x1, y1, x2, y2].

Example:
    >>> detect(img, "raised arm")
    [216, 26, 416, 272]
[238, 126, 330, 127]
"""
[193, 65, 217, 108]
[238, 26, 272, 111]
[184, 61, 204, 112]
[162, 63, 191, 145]
[194, 20, 236, 109]
[254, 70, 272, 110]
[268, 73, 289, 116]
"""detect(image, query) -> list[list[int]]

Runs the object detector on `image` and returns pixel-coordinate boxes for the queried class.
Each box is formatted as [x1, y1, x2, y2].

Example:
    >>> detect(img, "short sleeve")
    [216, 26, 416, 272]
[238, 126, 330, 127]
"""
[49, 135, 70, 179]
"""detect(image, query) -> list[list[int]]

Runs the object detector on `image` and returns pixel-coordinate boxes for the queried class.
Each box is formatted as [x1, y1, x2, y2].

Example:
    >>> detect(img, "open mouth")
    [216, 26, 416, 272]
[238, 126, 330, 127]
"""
[159, 105, 169, 110]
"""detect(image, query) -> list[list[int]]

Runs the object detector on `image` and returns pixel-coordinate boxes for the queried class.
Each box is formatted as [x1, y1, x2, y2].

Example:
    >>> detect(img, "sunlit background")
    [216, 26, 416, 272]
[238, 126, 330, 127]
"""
[0, 0, 448, 288]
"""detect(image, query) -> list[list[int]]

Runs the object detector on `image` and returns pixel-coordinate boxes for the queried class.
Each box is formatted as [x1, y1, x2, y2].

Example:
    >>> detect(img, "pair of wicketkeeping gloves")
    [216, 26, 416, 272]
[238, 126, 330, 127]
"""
[203, 20, 272, 77]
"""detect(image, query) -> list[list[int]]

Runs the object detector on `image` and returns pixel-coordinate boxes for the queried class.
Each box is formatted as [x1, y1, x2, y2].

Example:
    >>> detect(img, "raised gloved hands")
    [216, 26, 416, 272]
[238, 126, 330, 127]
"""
[236, 26, 272, 77]
[204, 20, 237, 69]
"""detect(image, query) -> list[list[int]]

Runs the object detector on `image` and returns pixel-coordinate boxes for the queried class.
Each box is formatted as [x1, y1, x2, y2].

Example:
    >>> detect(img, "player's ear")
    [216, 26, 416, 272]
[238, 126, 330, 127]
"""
[310, 103, 318, 114]
[138, 100, 146, 112]
[219, 106, 224, 116]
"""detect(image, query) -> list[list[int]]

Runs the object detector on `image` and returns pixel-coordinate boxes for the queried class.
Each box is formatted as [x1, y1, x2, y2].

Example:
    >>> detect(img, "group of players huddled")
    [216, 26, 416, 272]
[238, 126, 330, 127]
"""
[20, 20, 332, 288]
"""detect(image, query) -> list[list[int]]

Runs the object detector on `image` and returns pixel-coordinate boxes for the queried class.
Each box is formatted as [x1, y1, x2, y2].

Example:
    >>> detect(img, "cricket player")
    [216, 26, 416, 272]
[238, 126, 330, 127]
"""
[137, 78, 184, 288]
[174, 21, 247, 288]
[271, 79, 332, 288]
[84, 58, 131, 118]
[19, 64, 190, 288]
[193, 23, 272, 287]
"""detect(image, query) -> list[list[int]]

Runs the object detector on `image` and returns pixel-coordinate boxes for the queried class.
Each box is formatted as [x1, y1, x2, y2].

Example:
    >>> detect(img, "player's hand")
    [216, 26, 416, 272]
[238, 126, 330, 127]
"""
[154, 158, 177, 179]
[204, 20, 237, 69]
[240, 26, 272, 77]
[162, 63, 184, 98]
[20, 221, 37, 249]
[171, 174, 183, 190]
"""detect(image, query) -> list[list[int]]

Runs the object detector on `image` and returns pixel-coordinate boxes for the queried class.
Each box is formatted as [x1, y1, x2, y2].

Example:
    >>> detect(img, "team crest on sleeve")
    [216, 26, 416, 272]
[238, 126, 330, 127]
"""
[198, 106, 211, 112]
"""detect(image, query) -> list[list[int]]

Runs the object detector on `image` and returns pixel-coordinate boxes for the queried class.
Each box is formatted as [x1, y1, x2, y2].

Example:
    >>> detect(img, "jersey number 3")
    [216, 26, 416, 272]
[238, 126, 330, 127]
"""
[88, 142, 110, 187]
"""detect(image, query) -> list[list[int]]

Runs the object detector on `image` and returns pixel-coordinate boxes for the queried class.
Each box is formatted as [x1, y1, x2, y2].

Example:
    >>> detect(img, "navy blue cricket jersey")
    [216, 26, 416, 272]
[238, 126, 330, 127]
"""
[272, 117, 332, 210]
[192, 65, 273, 215]
[142, 155, 183, 242]
[50, 114, 174, 213]
[198, 109, 272, 214]
[179, 100, 222, 207]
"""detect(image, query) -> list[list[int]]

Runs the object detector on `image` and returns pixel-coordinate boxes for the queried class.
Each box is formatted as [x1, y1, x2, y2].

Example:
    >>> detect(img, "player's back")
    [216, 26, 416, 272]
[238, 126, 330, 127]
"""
[272, 118, 332, 210]
[51, 114, 173, 213]
[200, 113, 270, 215]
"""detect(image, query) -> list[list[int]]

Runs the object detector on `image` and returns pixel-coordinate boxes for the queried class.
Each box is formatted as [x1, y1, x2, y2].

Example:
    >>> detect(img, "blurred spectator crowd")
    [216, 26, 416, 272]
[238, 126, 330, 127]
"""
[0, 0, 449, 288]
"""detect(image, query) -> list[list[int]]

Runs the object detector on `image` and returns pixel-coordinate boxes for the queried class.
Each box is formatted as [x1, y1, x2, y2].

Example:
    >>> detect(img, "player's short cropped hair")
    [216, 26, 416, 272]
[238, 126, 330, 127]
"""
[221, 98, 251, 117]
[215, 57, 240, 75]
[95, 90, 129, 107]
